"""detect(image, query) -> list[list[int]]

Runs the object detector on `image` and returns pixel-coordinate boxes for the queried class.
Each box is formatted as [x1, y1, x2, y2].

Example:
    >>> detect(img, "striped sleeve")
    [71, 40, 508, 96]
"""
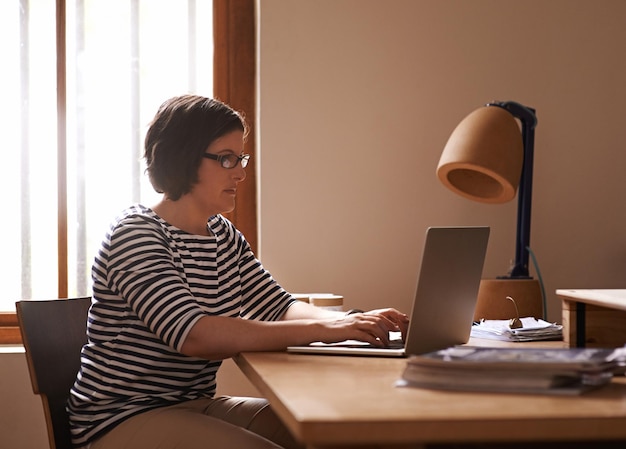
[101, 215, 206, 352]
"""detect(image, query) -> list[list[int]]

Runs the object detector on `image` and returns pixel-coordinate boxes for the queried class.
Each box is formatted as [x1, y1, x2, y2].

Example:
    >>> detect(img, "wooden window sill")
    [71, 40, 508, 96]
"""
[0, 313, 21, 345]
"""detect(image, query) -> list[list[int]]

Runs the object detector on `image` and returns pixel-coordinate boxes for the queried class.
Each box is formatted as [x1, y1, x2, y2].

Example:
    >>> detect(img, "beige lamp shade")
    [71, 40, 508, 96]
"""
[437, 105, 524, 204]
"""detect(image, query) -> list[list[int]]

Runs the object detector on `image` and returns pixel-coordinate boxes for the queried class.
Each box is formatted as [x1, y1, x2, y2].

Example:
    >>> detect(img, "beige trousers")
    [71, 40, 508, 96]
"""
[89, 396, 303, 449]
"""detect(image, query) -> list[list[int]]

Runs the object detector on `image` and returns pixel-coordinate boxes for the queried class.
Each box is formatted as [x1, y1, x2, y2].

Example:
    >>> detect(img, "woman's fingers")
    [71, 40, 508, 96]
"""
[368, 308, 410, 340]
[347, 313, 397, 346]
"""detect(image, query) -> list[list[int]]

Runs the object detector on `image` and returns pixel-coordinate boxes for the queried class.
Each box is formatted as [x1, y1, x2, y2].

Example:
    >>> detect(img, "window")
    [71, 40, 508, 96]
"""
[1, 0, 256, 343]
[2, 0, 59, 312]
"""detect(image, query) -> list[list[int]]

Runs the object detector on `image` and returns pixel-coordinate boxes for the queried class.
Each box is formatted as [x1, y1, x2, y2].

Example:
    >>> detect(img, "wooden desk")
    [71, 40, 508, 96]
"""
[558, 289, 626, 348]
[235, 338, 626, 449]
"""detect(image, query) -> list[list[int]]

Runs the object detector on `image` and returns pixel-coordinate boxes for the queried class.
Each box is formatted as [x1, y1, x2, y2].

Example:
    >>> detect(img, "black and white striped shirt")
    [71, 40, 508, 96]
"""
[68, 204, 295, 447]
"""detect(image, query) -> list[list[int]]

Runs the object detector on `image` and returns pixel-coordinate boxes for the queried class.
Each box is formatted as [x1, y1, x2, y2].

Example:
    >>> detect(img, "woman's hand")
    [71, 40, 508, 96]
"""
[363, 308, 410, 341]
[318, 308, 409, 347]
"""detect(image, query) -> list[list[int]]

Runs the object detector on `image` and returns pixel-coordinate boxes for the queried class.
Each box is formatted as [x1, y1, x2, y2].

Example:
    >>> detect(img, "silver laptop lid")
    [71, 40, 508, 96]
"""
[404, 226, 489, 355]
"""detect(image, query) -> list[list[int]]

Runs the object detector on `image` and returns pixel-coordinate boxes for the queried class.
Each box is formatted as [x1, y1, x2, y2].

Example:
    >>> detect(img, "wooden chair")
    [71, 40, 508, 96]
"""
[16, 297, 91, 449]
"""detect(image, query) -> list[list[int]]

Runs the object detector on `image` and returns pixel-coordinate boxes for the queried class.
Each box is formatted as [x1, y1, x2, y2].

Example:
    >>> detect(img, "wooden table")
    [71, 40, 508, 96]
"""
[558, 289, 626, 348]
[235, 338, 626, 449]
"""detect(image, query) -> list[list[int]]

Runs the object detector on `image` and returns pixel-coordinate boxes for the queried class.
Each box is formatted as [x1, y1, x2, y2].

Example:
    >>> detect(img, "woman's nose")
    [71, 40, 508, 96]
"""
[233, 164, 247, 182]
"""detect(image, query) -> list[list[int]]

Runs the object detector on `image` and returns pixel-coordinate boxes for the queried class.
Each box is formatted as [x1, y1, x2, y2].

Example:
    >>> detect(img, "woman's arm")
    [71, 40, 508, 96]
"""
[180, 302, 409, 359]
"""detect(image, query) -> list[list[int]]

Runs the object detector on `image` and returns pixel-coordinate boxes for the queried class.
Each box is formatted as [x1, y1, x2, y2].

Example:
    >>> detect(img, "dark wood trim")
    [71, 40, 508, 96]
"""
[57, 0, 68, 298]
[213, 0, 258, 254]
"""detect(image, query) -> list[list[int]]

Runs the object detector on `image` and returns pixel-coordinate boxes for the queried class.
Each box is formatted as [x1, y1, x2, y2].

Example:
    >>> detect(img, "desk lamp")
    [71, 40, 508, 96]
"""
[437, 101, 544, 320]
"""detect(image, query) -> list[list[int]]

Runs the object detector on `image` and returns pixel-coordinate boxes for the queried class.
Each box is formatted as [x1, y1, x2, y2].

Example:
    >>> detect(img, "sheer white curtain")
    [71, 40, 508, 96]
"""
[2, 0, 213, 311]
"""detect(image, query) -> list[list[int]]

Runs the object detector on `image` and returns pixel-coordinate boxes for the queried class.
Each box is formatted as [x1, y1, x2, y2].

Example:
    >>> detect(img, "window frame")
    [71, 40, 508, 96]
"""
[1, 0, 256, 345]
[214, 0, 258, 254]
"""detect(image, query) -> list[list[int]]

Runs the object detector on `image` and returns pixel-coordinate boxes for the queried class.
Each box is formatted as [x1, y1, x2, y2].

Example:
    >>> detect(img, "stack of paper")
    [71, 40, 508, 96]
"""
[398, 345, 624, 395]
[471, 317, 563, 342]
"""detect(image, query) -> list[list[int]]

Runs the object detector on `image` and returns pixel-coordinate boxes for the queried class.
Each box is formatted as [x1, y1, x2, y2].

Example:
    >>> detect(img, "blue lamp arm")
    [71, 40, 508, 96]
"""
[487, 101, 538, 279]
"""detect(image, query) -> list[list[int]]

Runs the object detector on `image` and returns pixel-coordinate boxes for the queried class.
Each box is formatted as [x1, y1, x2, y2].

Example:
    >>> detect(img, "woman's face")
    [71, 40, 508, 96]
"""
[190, 130, 247, 216]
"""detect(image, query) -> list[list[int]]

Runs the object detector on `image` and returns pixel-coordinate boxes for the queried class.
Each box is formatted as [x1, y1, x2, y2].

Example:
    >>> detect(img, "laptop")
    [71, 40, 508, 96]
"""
[287, 226, 490, 357]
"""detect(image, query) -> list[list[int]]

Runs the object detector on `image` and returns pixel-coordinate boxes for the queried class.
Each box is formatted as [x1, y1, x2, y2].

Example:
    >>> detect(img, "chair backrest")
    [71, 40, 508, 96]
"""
[16, 297, 91, 449]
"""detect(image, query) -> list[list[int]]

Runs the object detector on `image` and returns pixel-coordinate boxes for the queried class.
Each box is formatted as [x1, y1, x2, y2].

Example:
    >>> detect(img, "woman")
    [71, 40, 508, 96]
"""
[68, 95, 408, 449]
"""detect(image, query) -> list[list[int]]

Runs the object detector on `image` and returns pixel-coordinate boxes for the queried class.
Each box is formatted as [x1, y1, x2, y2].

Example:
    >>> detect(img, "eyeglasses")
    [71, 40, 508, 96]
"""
[203, 152, 251, 169]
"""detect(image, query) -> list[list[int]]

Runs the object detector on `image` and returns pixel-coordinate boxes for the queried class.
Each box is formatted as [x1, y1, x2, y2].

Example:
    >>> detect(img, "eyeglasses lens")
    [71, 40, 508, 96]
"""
[221, 155, 236, 169]
[221, 154, 249, 169]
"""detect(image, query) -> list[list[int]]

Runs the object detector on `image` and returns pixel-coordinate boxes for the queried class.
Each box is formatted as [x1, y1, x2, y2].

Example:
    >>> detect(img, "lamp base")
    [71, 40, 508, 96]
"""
[473, 279, 543, 321]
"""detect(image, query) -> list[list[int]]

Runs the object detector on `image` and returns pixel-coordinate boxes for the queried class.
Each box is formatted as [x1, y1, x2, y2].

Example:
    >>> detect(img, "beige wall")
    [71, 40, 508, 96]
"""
[0, 349, 48, 448]
[4, 1, 626, 447]
[258, 0, 626, 321]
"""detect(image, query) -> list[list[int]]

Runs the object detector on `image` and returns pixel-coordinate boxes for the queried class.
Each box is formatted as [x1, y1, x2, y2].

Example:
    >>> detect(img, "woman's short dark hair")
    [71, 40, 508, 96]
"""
[144, 95, 247, 200]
